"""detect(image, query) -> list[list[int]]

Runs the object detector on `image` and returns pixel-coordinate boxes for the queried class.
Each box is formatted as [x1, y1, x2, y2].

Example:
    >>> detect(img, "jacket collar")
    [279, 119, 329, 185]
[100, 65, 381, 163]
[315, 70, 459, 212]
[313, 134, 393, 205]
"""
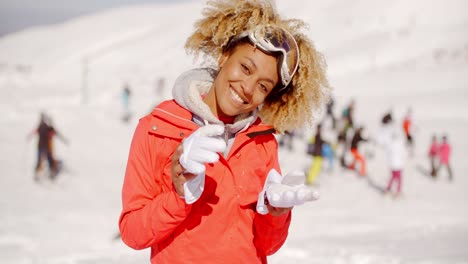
[150, 100, 274, 138]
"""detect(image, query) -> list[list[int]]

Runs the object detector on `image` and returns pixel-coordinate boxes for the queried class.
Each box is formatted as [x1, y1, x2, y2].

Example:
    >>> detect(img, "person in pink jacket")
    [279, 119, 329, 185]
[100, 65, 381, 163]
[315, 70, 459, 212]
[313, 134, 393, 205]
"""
[436, 135, 453, 181]
[118, 1, 329, 263]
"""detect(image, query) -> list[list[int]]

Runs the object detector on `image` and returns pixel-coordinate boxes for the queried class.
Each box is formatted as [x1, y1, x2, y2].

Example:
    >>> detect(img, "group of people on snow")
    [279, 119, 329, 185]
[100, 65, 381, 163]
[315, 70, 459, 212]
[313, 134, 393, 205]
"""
[283, 96, 453, 199]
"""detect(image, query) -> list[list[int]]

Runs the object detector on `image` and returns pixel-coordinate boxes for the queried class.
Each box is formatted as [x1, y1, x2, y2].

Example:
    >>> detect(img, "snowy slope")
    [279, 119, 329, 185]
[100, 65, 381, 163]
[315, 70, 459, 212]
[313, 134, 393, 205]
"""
[1, 0, 467, 263]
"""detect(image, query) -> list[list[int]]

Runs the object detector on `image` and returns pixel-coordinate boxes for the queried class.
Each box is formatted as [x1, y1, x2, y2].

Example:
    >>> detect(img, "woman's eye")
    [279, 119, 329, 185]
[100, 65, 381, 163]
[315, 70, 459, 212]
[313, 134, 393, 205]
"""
[260, 84, 268, 92]
[241, 64, 250, 74]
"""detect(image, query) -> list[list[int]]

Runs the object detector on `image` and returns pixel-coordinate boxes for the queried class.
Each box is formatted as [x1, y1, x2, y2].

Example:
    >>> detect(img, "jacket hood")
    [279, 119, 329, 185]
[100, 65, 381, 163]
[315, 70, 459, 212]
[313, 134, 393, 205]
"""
[172, 68, 259, 135]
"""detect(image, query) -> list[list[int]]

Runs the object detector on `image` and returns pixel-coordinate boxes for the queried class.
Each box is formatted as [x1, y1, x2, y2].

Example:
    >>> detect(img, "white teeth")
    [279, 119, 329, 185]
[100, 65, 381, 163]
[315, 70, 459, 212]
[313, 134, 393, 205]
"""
[230, 88, 245, 104]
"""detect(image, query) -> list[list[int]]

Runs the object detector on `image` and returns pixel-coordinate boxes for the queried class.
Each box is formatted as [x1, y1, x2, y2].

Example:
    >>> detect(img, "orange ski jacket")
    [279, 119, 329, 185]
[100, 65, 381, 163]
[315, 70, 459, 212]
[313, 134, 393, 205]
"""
[119, 100, 291, 263]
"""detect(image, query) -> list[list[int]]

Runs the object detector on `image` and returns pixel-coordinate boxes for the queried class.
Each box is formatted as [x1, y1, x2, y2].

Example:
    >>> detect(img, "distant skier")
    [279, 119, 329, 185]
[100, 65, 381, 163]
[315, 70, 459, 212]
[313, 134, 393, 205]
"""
[322, 141, 334, 172]
[342, 99, 355, 130]
[428, 135, 439, 177]
[348, 126, 369, 176]
[402, 107, 415, 155]
[28, 112, 68, 181]
[324, 96, 336, 129]
[384, 131, 407, 197]
[336, 121, 349, 168]
[435, 135, 453, 181]
[381, 110, 392, 125]
[376, 110, 395, 147]
[121, 83, 132, 122]
[337, 99, 355, 167]
[306, 124, 325, 184]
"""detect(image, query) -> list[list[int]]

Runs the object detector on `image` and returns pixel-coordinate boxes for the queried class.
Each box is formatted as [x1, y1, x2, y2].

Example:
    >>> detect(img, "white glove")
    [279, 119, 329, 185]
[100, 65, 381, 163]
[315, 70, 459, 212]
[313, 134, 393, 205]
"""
[257, 169, 320, 215]
[179, 124, 226, 204]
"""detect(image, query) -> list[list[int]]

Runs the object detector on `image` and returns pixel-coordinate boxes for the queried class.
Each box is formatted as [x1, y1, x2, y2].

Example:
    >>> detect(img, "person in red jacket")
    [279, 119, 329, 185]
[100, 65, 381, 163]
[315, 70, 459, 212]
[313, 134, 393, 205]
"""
[119, 1, 329, 263]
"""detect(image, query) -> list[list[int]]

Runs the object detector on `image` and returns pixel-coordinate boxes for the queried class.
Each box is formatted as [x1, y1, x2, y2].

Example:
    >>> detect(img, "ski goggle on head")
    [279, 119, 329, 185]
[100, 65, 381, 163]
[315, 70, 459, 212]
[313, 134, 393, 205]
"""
[236, 25, 300, 92]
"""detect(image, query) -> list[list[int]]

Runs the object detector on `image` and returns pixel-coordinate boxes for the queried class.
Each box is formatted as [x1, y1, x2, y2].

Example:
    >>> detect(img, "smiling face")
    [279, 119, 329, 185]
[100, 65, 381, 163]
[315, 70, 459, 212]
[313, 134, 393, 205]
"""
[203, 42, 279, 119]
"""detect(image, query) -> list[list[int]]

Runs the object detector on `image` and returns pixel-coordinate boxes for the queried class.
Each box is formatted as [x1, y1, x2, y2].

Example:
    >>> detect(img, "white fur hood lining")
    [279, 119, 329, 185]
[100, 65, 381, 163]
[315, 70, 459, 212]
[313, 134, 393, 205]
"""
[172, 68, 258, 135]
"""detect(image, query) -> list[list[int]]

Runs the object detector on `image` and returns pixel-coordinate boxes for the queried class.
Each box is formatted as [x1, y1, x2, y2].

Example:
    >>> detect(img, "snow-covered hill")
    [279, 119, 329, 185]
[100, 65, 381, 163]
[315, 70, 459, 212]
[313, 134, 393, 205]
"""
[1, 0, 467, 263]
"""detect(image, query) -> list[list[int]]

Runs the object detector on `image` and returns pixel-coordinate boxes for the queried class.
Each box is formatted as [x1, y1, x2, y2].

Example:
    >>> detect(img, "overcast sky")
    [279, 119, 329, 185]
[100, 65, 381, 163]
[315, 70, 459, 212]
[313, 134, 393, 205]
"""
[0, 0, 193, 37]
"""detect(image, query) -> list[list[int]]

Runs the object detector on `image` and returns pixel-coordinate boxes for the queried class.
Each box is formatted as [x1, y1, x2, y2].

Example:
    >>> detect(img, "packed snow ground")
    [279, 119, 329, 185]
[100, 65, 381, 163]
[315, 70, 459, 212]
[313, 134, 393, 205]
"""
[1, 0, 467, 263]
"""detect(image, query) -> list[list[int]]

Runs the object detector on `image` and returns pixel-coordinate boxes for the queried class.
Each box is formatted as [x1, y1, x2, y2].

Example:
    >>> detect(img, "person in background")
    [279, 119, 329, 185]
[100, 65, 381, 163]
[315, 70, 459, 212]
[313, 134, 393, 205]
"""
[436, 135, 453, 181]
[336, 99, 355, 167]
[402, 107, 415, 155]
[376, 110, 395, 147]
[306, 124, 325, 185]
[381, 110, 392, 125]
[324, 96, 336, 130]
[348, 126, 369, 176]
[342, 99, 355, 130]
[428, 135, 439, 177]
[322, 141, 335, 172]
[336, 120, 349, 168]
[121, 82, 132, 122]
[28, 112, 68, 181]
[118, 1, 329, 263]
[384, 131, 407, 197]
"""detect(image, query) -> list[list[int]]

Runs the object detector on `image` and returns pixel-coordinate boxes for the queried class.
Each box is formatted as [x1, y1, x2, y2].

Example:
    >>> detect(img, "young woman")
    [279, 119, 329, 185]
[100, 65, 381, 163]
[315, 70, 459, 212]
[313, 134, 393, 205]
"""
[119, 1, 329, 263]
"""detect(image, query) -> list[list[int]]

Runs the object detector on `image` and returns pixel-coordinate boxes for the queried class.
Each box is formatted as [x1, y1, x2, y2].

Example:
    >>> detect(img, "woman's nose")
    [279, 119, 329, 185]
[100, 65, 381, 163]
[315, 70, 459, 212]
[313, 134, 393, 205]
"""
[241, 77, 256, 97]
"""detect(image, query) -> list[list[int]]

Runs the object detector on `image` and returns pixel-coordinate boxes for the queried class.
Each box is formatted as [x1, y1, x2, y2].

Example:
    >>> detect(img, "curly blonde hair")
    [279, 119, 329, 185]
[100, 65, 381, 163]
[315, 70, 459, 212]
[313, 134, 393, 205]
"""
[185, 0, 330, 133]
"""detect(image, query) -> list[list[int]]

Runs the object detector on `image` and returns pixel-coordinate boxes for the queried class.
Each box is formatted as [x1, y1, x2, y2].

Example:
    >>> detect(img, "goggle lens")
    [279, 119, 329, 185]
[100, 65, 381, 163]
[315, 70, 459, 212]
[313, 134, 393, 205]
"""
[249, 26, 300, 91]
